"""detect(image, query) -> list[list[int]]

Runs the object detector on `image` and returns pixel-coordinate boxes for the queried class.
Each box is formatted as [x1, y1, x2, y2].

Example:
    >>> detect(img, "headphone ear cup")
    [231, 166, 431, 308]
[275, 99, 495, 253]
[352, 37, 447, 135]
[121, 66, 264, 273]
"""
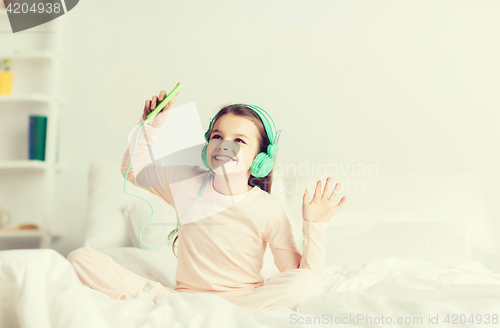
[201, 143, 211, 171]
[250, 152, 274, 178]
[250, 152, 265, 177]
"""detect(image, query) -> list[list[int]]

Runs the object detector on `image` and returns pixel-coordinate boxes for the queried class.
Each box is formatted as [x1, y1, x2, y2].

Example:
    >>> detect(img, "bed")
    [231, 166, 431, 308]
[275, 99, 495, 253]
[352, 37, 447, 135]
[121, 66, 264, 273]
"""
[1, 162, 499, 328]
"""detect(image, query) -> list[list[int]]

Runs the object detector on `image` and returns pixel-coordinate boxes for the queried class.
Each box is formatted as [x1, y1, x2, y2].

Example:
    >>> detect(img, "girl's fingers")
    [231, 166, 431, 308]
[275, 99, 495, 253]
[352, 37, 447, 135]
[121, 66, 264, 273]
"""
[328, 183, 341, 203]
[165, 92, 180, 110]
[303, 189, 309, 204]
[151, 96, 158, 110]
[158, 90, 166, 101]
[322, 177, 331, 200]
[172, 92, 179, 103]
[334, 196, 347, 209]
[313, 180, 322, 201]
[143, 89, 174, 121]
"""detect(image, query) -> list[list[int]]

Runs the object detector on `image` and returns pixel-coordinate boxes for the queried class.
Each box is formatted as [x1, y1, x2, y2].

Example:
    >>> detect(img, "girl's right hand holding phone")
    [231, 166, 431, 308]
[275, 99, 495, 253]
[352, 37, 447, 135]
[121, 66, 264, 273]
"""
[142, 87, 181, 128]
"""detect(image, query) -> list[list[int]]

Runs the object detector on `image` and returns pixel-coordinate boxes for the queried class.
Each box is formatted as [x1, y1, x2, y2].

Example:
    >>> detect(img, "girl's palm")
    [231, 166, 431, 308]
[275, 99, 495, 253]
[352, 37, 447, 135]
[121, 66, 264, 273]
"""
[302, 177, 346, 223]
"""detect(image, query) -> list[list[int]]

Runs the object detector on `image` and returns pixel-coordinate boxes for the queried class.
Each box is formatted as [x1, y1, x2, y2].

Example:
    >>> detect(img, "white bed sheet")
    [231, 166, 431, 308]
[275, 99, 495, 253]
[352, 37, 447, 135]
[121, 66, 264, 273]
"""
[2, 248, 500, 328]
[298, 258, 500, 327]
[0, 248, 315, 328]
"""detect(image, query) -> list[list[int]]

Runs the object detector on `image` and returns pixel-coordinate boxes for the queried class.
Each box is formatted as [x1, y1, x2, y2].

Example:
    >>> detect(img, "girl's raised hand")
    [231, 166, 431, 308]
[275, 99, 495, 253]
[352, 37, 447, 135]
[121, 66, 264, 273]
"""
[302, 177, 346, 223]
[142, 85, 181, 128]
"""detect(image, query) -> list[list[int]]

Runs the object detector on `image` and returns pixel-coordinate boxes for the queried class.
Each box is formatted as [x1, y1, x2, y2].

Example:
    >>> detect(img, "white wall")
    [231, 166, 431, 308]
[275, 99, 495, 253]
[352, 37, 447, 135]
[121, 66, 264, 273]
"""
[8, 0, 499, 256]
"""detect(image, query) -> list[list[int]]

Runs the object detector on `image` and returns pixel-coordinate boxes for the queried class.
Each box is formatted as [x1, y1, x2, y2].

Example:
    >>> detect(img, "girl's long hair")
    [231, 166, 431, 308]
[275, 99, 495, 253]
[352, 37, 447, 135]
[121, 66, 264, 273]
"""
[168, 104, 276, 257]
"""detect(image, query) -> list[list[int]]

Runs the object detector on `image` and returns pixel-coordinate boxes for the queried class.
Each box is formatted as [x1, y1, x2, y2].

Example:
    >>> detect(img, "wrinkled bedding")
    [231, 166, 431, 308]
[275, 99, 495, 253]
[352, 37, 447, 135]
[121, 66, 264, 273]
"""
[1, 248, 499, 328]
[0, 249, 312, 328]
[298, 258, 500, 327]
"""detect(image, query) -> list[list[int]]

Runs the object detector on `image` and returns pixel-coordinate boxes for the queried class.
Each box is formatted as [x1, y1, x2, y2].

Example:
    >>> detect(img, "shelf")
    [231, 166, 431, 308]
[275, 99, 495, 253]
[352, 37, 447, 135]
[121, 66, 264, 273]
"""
[0, 94, 53, 104]
[0, 229, 64, 239]
[1, 6, 62, 250]
[0, 160, 64, 172]
[0, 50, 56, 60]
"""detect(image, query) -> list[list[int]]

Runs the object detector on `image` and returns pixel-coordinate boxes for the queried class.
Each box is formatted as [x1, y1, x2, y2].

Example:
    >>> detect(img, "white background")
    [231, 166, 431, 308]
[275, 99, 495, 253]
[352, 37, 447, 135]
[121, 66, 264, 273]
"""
[1, 0, 499, 256]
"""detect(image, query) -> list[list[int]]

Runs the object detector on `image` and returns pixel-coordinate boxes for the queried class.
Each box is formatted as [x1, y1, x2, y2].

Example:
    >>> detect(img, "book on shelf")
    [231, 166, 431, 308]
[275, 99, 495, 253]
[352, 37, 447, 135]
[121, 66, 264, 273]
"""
[29, 115, 47, 161]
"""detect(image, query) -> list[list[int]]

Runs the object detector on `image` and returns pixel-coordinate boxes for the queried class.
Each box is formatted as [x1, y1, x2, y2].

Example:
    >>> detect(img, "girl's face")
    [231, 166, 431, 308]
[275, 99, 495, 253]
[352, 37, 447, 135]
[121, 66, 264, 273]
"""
[207, 113, 260, 178]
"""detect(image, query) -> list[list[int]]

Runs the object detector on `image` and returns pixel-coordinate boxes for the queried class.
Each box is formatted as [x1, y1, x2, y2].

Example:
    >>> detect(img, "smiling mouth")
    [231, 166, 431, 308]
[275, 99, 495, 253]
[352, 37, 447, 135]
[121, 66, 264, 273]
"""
[213, 155, 236, 163]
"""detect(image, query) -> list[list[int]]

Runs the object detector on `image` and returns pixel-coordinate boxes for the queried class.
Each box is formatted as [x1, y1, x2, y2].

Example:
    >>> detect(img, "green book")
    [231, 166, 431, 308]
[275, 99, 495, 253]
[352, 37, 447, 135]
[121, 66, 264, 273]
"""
[29, 115, 47, 161]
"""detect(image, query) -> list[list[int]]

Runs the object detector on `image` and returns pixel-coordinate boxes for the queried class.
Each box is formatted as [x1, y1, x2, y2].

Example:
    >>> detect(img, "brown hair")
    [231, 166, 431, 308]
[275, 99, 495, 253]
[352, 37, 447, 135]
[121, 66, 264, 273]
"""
[167, 104, 276, 257]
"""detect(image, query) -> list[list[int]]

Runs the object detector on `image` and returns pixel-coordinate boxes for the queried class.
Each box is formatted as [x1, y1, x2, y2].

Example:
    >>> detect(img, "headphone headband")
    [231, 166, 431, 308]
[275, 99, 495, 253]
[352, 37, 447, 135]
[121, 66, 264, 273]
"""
[204, 103, 281, 148]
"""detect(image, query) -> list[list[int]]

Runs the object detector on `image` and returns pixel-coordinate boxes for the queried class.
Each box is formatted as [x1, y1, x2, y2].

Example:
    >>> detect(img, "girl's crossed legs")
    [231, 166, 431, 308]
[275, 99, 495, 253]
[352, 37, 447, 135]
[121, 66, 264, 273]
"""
[223, 269, 324, 311]
[67, 247, 178, 301]
[67, 247, 324, 311]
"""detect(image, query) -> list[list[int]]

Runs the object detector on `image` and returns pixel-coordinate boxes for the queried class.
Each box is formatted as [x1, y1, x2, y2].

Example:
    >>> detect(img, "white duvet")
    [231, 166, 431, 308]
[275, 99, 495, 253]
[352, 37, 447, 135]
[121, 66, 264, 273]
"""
[1, 249, 500, 328]
[298, 258, 500, 327]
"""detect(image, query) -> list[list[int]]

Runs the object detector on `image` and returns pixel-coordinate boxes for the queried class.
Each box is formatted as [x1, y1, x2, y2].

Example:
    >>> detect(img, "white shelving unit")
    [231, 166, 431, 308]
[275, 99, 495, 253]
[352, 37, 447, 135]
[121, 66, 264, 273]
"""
[0, 94, 53, 103]
[0, 9, 64, 249]
[0, 159, 64, 171]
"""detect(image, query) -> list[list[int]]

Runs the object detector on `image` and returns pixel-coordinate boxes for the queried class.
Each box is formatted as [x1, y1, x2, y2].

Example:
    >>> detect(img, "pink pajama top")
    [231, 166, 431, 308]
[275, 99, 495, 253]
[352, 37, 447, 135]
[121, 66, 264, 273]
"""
[121, 119, 329, 294]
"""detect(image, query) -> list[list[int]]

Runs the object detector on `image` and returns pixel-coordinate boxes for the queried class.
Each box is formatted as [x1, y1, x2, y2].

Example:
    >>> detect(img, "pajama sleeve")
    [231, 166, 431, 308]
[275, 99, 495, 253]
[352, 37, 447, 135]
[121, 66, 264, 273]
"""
[120, 118, 175, 207]
[263, 199, 329, 276]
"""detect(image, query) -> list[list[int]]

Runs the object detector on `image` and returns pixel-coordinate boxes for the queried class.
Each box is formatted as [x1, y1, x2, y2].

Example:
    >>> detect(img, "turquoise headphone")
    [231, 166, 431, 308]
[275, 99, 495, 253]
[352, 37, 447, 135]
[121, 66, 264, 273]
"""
[201, 103, 282, 178]
[124, 103, 281, 249]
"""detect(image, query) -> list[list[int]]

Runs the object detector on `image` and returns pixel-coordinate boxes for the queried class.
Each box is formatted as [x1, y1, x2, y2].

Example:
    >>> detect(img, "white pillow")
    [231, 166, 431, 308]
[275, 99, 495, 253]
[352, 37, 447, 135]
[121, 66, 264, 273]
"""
[84, 162, 135, 249]
[85, 161, 177, 250]
[323, 221, 471, 268]
[282, 170, 496, 257]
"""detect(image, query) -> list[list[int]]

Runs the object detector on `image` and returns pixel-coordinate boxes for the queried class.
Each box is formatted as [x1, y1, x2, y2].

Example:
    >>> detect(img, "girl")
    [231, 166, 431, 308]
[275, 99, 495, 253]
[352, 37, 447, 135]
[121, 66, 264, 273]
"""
[67, 89, 347, 311]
